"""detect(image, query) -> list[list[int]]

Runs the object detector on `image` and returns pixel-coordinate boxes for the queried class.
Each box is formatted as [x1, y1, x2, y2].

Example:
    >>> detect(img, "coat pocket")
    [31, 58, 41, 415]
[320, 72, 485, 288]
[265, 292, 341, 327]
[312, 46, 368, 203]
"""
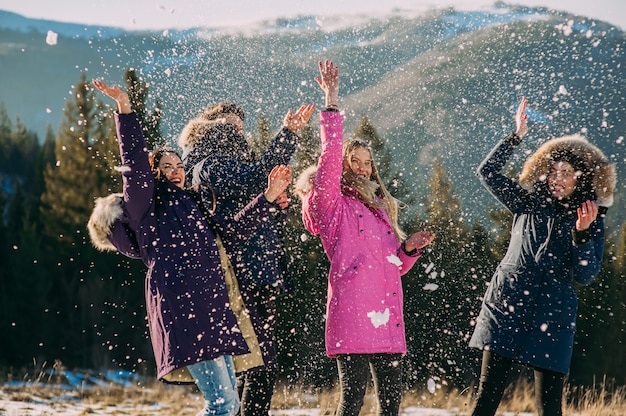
[332, 253, 366, 284]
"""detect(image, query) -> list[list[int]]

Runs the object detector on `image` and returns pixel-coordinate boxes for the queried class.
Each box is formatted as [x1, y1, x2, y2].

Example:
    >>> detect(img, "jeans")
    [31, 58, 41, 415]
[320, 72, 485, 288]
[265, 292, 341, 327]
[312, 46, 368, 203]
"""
[335, 353, 403, 416]
[188, 356, 240, 416]
[472, 350, 564, 416]
[236, 369, 277, 416]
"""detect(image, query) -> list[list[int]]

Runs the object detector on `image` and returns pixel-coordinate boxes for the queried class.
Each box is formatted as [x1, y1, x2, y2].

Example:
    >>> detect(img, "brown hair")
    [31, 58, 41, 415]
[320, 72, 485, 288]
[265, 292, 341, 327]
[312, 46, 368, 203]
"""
[203, 102, 245, 122]
[342, 139, 406, 241]
[148, 147, 182, 179]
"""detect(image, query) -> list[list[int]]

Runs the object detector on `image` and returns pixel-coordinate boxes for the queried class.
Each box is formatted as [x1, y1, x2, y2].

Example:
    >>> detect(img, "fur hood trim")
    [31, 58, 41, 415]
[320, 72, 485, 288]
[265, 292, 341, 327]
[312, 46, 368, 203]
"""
[295, 166, 320, 235]
[177, 116, 223, 149]
[87, 193, 125, 252]
[295, 165, 318, 199]
[519, 135, 616, 207]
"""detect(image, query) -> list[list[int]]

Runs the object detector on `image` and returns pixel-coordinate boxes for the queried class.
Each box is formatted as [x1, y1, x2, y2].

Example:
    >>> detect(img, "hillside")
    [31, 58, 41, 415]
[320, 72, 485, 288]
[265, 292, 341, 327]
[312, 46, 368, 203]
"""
[0, 4, 624, 226]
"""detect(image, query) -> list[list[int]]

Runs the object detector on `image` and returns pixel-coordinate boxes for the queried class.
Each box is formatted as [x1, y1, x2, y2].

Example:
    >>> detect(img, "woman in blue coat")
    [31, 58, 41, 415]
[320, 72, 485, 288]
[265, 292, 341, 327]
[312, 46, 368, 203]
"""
[469, 97, 616, 416]
[90, 80, 291, 416]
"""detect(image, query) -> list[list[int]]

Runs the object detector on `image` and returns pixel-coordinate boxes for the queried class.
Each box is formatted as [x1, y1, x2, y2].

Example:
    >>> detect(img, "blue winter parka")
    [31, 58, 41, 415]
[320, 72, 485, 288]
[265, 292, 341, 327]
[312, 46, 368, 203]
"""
[469, 137, 607, 374]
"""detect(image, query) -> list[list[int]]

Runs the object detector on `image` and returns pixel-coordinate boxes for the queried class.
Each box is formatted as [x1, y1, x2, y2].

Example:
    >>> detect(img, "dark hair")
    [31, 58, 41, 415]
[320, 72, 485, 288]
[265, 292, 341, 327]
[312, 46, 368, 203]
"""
[203, 102, 245, 122]
[551, 150, 594, 205]
[148, 147, 182, 178]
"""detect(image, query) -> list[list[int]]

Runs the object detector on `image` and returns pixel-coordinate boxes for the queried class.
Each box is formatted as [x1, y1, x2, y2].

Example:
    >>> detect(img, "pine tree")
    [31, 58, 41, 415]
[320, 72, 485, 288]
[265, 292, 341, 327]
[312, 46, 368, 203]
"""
[402, 158, 484, 387]
[124, 68, 163, 149]
[0, 102, 12, 167]
[40, 73, 115, 245]
[248, 114, 273, 160]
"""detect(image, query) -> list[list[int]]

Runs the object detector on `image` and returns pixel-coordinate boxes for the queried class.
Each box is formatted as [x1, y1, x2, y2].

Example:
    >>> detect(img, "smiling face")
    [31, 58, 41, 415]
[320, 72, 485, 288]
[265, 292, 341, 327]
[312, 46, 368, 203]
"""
[346, 146, 373, 179]
[548, 161, 578, 199]
[157, 152, 185, 188]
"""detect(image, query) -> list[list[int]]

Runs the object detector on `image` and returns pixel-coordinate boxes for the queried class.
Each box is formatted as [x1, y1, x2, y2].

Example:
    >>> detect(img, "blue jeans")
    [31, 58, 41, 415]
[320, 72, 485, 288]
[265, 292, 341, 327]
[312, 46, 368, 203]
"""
[187, 356, 240, 416]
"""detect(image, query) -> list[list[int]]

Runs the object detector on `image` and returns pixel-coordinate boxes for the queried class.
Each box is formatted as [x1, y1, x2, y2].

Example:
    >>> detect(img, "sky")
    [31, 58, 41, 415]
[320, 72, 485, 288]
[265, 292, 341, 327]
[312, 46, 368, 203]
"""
[0, 0, 625, 31]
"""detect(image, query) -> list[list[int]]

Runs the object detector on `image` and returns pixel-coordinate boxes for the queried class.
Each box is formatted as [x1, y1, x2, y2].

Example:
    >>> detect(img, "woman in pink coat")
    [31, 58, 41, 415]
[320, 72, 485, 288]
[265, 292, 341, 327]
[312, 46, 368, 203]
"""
[296, 60, 435, 416]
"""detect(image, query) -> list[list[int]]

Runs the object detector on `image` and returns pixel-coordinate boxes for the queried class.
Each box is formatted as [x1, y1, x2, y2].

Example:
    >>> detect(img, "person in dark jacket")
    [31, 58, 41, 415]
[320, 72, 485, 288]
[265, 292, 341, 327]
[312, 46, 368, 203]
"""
[89, 80, 292, 416]
[178, 101, 314, 416]
[469, 96, 616, 416]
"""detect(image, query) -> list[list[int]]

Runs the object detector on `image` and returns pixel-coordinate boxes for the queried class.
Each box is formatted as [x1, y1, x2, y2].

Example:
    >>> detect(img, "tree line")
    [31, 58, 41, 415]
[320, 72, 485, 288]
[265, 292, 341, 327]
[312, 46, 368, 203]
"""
[0, 71, 624, 391]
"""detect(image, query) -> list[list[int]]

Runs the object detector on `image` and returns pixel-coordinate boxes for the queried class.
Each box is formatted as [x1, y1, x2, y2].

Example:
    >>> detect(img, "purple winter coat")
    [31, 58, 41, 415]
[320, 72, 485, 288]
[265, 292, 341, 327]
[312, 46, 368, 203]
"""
[111, 113, 271, 383]
[302, 111, 421, 357]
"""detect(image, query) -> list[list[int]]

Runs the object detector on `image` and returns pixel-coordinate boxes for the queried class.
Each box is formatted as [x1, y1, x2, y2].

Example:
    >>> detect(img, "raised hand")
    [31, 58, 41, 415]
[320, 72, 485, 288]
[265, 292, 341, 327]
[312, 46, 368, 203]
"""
[93, 80, 132, 114]
[283, 104, 316, 133]
[576, 200, 598, 231]
[264, 165, 292, 203]
[314, 60, 339, 108]
[273, 191, 290, 210]
[515, 96, 529, 138]
[404, 231, 436, 252]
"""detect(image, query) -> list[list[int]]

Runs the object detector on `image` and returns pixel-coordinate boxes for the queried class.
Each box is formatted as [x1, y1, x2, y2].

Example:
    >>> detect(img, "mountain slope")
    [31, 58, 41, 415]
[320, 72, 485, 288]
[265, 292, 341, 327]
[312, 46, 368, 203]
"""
[0, 5, 623, 226]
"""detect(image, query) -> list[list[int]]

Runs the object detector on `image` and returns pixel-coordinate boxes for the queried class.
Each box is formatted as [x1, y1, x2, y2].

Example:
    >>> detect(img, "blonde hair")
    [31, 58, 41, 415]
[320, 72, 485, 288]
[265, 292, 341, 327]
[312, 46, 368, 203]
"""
[342, 140, 406, 241]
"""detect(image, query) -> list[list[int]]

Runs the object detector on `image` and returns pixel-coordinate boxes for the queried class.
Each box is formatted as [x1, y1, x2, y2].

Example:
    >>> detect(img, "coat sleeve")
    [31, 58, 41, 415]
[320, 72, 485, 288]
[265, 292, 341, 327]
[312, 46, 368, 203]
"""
[198, 127, 298, 212]
[115, 112, 154, 229]
[476, 137, 535, 214]
[397, 246, 422, 276]
[571, 215, 605, 286]
[210, 193, 274, 243]
[310, 111, 344, 225]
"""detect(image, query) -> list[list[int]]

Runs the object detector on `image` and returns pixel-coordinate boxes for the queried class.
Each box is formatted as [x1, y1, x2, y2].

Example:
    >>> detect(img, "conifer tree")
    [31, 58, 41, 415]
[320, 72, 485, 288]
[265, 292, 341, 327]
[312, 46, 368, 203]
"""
[0, 102, 12, 166]
[40, 73, 113, 246]
[402, 158, 483, 386]
[248, 114, 273, 160]
[124, 68, 163, 149]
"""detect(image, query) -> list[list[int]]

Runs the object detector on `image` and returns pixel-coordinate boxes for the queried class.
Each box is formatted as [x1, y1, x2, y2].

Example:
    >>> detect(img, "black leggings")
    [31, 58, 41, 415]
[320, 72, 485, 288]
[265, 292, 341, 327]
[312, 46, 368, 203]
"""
[472, 350, 565, 416]
[335, 353, 403, 416]
[236, 369, 277, 416]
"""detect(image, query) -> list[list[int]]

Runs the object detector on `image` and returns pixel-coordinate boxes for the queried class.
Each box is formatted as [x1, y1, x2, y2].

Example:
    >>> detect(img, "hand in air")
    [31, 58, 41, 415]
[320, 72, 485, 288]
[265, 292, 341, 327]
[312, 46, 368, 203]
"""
[284, 104, 316, 133]
[264, 165, 292, 203]
[404, 231, 436, 252]
[274, 191, 290, 210]
[93, 80, 131, 114]
[515, 96, 529, 138]
[314, 60, 339, 107]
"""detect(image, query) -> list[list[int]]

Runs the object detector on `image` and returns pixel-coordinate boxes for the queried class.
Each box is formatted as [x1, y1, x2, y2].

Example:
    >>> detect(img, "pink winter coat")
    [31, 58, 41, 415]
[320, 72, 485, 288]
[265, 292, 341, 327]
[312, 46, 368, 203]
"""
[302, 111, 421, 357]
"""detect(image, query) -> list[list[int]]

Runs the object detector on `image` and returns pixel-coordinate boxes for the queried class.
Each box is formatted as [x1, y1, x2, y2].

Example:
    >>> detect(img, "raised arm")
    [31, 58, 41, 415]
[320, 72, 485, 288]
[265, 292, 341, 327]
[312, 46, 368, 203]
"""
[476, 97, 534, 213]
[310, 60, 344, 218]
[93, 80, 154, 227]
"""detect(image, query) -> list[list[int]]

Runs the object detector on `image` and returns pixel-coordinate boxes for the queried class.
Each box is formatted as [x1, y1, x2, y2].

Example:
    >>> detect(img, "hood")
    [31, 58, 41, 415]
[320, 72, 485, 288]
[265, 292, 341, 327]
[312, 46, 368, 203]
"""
[88, 193, 125, 251]
[295, 166, 320, 235]
[177, 116, 254, 164]
[519, 134, 616, 207]
[88, 193, 141, 259]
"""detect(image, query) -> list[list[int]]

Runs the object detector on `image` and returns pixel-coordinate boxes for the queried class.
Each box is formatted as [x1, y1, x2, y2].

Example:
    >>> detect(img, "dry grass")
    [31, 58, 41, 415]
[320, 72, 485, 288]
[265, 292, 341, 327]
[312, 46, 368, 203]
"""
[1, 365, 625, 415]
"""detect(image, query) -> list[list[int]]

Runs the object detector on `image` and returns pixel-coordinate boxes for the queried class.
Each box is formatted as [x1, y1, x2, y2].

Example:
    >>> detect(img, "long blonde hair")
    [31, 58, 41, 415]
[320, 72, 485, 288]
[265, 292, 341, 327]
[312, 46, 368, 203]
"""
[342, 140, 406, 241]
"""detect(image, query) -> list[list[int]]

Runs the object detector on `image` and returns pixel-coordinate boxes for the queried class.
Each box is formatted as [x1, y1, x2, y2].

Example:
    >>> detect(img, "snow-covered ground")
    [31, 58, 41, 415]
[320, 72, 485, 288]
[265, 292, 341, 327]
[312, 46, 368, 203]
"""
[0, 369, 535, 416]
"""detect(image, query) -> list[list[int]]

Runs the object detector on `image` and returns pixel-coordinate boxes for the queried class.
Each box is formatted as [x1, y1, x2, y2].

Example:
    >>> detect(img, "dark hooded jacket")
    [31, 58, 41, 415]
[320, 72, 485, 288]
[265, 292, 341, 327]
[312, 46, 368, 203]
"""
[88, 113, 276, 383]
[469, 133, 616, 374]
[178, 116, 298, 296]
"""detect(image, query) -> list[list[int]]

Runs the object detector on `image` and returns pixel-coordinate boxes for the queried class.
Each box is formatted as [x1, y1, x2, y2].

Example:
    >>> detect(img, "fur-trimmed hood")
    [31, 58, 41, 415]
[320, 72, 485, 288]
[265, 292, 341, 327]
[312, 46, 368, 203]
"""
[88, 193, 125, 252]
[88, 193, 141, 258]
[519, 134, 616, 207]
[295, 166, 319, 235]
[177, 116, 254, 163]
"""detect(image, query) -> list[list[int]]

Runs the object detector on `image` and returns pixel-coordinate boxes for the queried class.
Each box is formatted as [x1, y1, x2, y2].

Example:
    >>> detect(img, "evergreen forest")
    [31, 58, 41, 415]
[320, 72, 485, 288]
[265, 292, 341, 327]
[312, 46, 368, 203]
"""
[0, 69, 625, 395]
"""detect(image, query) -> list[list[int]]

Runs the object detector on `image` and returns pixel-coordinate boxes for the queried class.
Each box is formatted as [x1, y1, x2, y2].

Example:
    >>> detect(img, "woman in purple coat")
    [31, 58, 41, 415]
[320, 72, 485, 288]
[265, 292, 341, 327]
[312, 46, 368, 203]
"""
[90, 80, 291, 416]
[296, 61, 435, 416]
